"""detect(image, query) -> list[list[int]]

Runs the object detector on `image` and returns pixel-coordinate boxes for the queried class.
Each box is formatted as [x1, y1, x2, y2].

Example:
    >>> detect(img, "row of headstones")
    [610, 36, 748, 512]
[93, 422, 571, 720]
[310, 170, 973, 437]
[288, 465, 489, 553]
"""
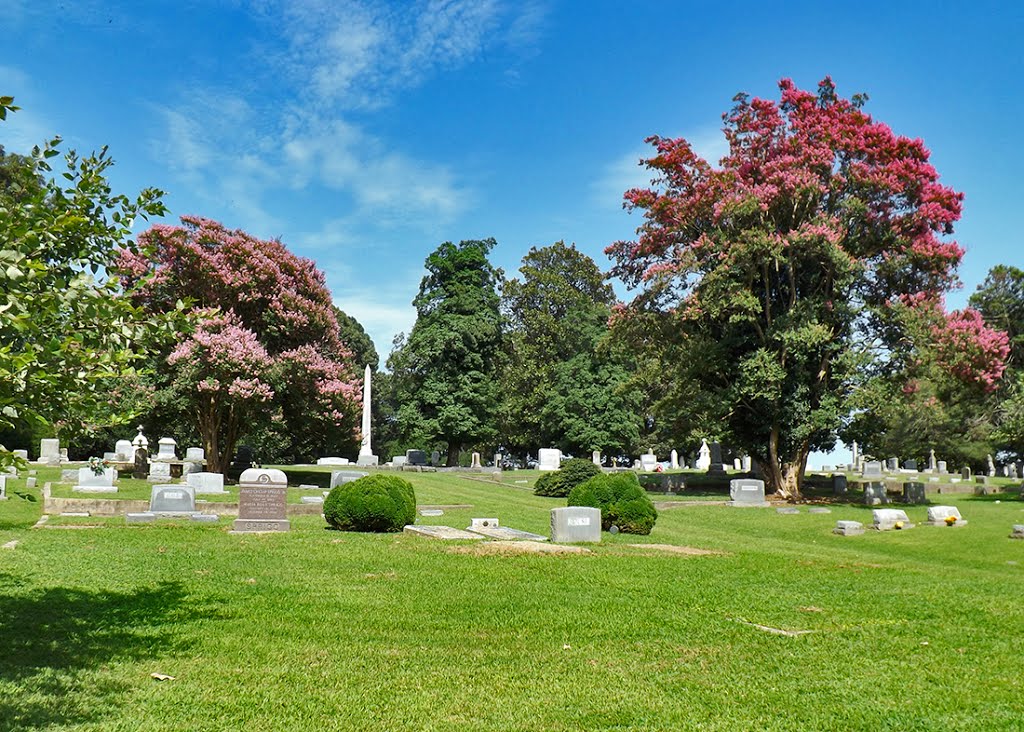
[835, 506, 968, 535]
[860, 456, 1022, 480]
[128, 468, 289, 529]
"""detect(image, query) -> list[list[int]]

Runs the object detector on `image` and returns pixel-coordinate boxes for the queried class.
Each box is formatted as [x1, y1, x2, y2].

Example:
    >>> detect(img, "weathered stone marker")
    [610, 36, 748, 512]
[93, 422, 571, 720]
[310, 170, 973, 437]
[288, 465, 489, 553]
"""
[728, 479, 769, 507]
[925, 505, 966, 526]
[902, 481, 926, 504]
[233, 468, 290, 533]
[550, 506, 601, 543]
[872, 508, 913, 531]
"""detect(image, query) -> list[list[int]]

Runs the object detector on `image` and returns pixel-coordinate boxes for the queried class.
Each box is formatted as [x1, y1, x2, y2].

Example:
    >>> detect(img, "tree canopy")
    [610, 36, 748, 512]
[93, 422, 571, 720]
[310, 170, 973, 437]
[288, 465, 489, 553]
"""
[118, 216, 362, 471]
[0, 98, 167, 465]
[607, 78, 1007, 496]
[500, 242, 639, 459]
[387, 239, 503, 465]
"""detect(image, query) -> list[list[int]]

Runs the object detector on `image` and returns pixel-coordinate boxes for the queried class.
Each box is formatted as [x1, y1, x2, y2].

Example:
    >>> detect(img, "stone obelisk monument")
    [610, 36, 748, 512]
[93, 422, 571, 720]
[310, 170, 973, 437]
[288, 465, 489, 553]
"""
[357, 365, 378, 466]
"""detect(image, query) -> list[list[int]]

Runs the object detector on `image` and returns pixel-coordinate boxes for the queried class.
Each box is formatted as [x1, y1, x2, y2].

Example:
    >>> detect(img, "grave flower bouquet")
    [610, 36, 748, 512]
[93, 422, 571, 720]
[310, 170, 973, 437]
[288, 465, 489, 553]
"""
[87, 456, 110, 476]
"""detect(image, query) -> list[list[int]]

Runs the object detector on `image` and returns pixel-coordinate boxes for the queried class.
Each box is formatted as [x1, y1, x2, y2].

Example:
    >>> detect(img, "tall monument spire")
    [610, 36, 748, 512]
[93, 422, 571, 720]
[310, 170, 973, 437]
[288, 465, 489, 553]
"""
[357, 365, 378, 465]
[359, 365, 372, 456]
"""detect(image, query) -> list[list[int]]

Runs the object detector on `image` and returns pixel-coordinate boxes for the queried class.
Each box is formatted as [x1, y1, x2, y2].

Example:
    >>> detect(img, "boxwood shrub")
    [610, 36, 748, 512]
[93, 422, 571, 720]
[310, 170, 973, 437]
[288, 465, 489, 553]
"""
[533, 457, 602, 497]
[567, 472, 658, 535]
[324, 474, 416, 532]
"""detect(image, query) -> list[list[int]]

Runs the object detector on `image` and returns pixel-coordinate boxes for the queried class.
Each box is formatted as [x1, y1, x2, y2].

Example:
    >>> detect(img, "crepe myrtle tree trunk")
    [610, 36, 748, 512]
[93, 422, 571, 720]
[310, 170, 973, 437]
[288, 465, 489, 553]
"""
[760, 425, 811, 499]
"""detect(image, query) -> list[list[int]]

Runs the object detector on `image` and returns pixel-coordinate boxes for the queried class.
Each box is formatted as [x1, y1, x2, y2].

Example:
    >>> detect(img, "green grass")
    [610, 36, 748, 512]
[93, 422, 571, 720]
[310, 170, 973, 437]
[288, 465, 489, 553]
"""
[2, 469, 1023, 730]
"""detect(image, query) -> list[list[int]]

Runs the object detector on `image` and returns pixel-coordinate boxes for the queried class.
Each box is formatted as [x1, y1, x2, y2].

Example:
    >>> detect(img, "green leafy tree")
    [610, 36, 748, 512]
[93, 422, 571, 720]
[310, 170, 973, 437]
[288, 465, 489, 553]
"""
[970, 266, 1024, 460]
[0, 97, 167, 466]
[388, 239, 503, 465]
[334, 307, 379, 372]
[501, 242, 640, 459]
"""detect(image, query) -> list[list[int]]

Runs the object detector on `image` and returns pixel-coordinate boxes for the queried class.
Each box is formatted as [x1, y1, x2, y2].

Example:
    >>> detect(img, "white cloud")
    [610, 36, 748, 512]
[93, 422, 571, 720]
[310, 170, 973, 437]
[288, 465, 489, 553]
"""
[591, 149, 656, 208]
[592, 127, 731, 207]
[0, 66, 56, 153]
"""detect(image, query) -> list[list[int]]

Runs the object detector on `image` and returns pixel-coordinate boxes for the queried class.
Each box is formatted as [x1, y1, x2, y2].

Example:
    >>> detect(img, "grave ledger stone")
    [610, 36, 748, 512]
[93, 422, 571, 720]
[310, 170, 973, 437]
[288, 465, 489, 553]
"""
[233, 468, 290, 532]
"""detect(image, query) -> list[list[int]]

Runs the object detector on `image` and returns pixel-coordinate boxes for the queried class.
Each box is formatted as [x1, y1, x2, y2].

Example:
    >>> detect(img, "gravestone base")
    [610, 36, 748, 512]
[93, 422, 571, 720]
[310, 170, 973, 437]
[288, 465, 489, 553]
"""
[727, 500, 770, 508]
[924, 518, 968, 527]
[72, 485, 118, 494]
[127, 512, 219, 524]
[356, 454, 379, 467]
[833, 520, 864, 536]
[231, 518, 290, 533]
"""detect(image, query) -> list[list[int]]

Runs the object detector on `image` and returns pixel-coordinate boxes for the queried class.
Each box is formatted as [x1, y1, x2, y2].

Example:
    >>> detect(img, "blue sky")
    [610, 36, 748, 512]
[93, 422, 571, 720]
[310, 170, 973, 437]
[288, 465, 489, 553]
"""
[2, 1, 1021, 462]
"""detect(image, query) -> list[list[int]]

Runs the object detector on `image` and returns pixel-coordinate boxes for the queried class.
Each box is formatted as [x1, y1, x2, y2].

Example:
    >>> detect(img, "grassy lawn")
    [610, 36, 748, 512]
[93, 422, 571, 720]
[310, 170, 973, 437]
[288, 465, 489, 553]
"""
[1, 468, 1023, 730]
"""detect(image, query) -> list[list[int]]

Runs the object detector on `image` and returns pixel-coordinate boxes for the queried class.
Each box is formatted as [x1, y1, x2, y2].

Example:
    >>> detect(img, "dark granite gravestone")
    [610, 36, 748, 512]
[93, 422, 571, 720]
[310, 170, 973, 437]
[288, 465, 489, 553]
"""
[863, 481, 889, 506]
[150, 484, 197, 514]
[707, 441, 727, 476]
[133, 447, 149, 480]
[226, 445, 257, 483]
[833, 474, 848, 495]
[903, 459, 918, 471]
[406, 449, 427, 466]
[902, 481, 926, 504]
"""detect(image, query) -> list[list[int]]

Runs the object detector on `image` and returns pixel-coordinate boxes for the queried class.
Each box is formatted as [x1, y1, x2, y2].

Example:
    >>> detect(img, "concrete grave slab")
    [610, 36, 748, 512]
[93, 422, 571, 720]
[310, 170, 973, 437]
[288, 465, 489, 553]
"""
[403, 525, 484, 540]
[466, 525, 548, 541]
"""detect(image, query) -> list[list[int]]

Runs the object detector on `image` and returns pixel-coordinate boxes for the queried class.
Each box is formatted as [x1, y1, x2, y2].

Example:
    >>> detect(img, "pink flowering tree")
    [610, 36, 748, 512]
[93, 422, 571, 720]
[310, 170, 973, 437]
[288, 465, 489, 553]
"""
[607, 78, 1006, 497]
[844, 294, 1008, 468]
[166, 312, 275, 472]
[118, 217, 362, 472]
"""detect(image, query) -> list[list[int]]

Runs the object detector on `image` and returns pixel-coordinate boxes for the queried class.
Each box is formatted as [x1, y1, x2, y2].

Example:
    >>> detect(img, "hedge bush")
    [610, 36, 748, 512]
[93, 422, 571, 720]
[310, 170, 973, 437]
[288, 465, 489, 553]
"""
[533, 457, 602, 497]
[567, 472, 658, 535]
[324, 474, 416, 532]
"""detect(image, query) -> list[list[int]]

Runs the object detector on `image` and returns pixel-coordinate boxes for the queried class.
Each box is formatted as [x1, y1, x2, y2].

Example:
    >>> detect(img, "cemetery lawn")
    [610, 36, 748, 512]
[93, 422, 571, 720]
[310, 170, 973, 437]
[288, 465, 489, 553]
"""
[1, 471, 1023, 731]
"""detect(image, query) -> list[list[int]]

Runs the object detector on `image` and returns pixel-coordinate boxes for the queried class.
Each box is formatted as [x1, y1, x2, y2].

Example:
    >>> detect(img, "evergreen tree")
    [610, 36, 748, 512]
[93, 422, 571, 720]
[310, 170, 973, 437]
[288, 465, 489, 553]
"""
[388, 239, 503, 465]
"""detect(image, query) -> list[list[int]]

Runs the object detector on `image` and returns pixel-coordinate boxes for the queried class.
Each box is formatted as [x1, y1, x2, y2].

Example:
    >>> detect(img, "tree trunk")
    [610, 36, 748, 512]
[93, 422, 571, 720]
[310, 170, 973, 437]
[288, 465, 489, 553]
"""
[446, 441, 461, 467]
[762, 425, 810, 500]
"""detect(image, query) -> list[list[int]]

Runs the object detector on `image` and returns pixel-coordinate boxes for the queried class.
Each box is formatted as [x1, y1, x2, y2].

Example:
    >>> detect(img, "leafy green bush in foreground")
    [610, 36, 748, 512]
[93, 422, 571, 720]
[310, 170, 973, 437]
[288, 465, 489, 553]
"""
[567, 471, 657, 534]
[324, 474, 416, 532]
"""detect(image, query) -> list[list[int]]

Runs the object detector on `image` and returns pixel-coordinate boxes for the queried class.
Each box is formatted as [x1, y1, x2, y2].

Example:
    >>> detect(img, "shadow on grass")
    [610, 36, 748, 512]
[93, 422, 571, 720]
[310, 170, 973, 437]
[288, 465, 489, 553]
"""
[0, 578, 198, 731]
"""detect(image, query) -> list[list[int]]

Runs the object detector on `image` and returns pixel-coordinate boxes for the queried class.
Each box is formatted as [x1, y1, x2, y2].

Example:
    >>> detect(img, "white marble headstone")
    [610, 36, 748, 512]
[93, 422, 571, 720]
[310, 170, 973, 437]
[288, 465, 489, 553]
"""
[186, 471, 226, 494]
[538, 448, 561, 472]
[156, 437, 177, 460]
[114, 440, 134, 461]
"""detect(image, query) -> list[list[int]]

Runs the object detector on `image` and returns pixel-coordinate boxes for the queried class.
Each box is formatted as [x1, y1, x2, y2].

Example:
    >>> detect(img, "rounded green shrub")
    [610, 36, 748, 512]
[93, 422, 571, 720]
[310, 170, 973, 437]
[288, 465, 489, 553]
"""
[324, 474, 416, 532]
[567, 472, 657, 535]
[533, 457, 602, 497]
